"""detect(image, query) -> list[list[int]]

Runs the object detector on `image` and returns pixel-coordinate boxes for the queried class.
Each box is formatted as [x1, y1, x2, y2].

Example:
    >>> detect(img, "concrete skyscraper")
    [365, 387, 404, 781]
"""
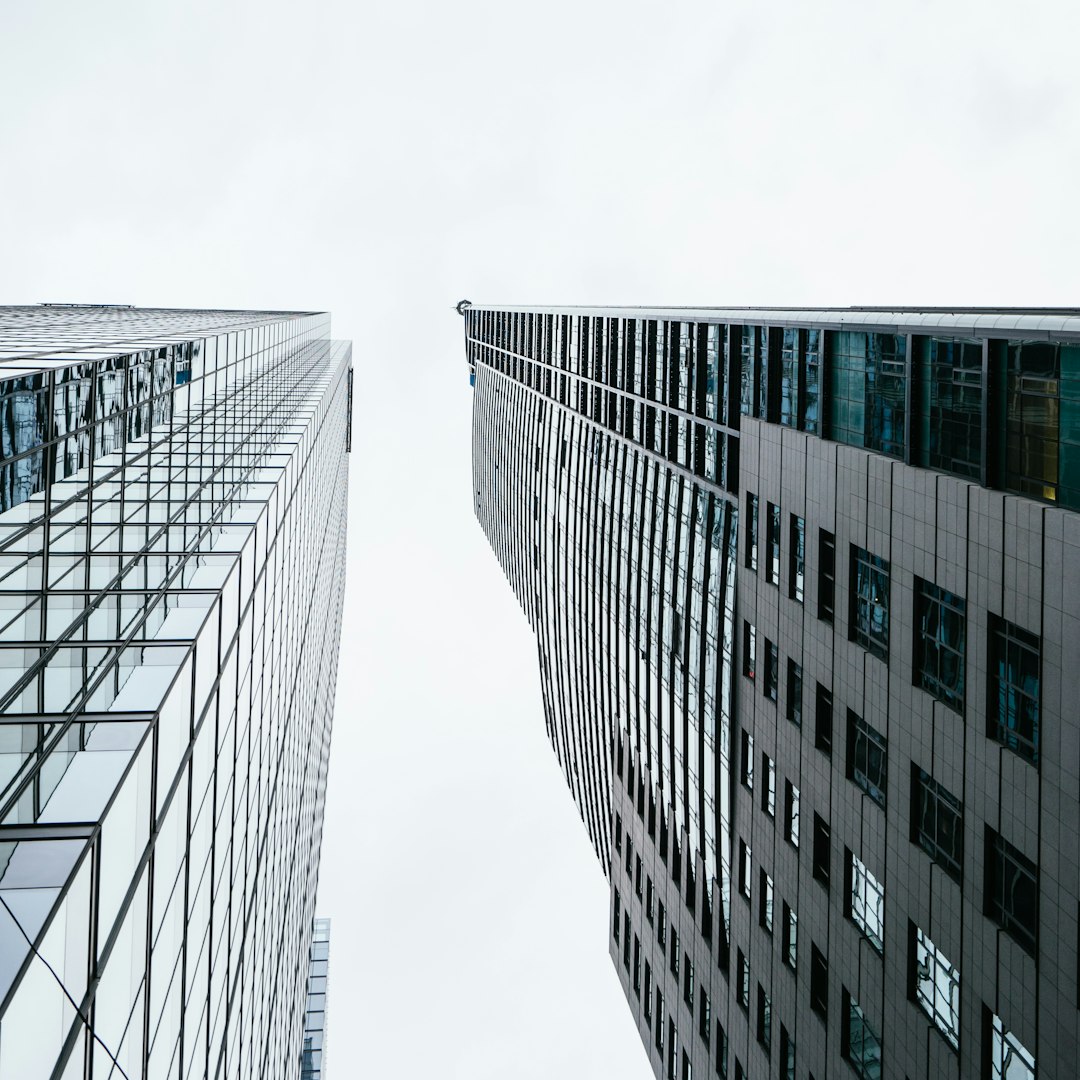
[465, 304, 1078, 1080]
[0, 305, 350, 1079]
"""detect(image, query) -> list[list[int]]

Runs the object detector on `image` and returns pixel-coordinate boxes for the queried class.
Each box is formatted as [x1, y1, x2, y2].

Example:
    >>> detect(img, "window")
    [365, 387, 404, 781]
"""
[699, 988, 711, 1044]
[804, 329, 822, 433]
[813, 813, 831, 889]
[746, 493, 758, 570]
[740, 731, 754, 791]
[915, 578, 966, 711]
[715, 1021, 728, 1079]
[623, 913, 631, 969]
[989, 615, 1041, 765]
[790, 514, 805, 602]
[766, 501, 780, 584]
[613, 889, 621, 942]
[681, 1049, 691, 1080]
[985, 829, 1038, 956]
[626, 836, 633, 879]
[658, 902, 667, 948]
[780, 327, 799, 428]
[847, 850, 885, 952]
[815, 683, 833, 755]
[759, 870, 774, 933]
[912, 924, 960, 1050]
[645, 962, 653, 1022]
[736, 950, 750, 1009]
[850, 546, 890, 659]
[988, 1011, 1035, 1080]
[847, 709, 887, 807]
[670, 929, 680, 978]
[784, 781, 800, 848]
[831, 330, 907, 456]
[782, 903, 798, 970]
[762, 754, 776, 817]
[818, 528, 836, 622]
[683, 955, 694, 1009]
[764, 639, 778, 701]
[1005, 339, 1074, 503]
[911, 766, 963, 883]
[843, 991, 882, 1080]
[739, 840, 752, 900]
[786, 659, 802, 727]
[615, 813, 622, 852]
[742, 621, 756, 680]
[647, 876, 655, 923]
[780, 1024, 795, 1080]
[922, 337, 984, 480]
[810, 944, 828, 1019]
[655, 991, 665, 1051]
[757, 985, 772, 1054]
[636, 855, 643, 898]
[634, 935, 642, 996]
[668, 1020, 677, 1077]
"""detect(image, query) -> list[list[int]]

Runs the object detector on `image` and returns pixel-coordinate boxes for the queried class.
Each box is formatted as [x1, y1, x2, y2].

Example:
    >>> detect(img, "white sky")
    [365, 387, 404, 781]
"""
[1, 1, 1079, 1076]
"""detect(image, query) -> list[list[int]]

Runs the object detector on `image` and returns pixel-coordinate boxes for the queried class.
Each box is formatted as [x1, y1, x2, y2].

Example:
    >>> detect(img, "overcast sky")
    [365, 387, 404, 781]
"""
[1, 1, 1079, 1076]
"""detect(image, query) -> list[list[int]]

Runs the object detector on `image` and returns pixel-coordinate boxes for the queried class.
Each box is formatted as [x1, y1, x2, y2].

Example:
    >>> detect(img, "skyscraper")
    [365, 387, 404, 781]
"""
[0, 305, 351, 1079]
[465, 304, 1079, 1080]
[300, 917, 330, 1080]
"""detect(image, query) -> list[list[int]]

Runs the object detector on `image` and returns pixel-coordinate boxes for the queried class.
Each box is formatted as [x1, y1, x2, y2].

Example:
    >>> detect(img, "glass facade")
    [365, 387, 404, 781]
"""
[301, 918, 330, 1080]
[0, 305, 351, 1080]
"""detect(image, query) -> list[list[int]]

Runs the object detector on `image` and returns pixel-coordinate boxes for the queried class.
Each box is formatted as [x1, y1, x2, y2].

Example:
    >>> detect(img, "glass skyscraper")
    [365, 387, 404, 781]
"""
[465, 304, 1079, 1080]
[0, 305, 350, 1079]
[300, 917, 330, 1080]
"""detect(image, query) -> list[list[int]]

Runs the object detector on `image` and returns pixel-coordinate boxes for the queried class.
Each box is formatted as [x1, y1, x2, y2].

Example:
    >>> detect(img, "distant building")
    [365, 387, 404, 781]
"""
[0, 306, 351, 1079]
[301, 918, 331, 1079]
[465, 304, 1078, 1080]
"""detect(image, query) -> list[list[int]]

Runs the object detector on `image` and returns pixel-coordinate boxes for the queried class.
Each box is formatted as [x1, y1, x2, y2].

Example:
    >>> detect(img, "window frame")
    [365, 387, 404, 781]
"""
[843, 990, 883, 1080]
[985, 828, 1038, 956]
[849, 545, 890, 660]
[789, 513, 805, 603]
[911, 923, 960, 1051]
[745, 492, 758, 571]
[766, 501, 780, 585]
[784, 780, 800, 849]
[914, 577, 966, 713]
[847, 709, 887, 808]
[847, 849, 885, 953]
[988, 614, 1041, 766]
[818, 528, 836, 622]
[786, 658, 802, 728]
[782, 902, 797, 971]
[911, 766, 963, 883]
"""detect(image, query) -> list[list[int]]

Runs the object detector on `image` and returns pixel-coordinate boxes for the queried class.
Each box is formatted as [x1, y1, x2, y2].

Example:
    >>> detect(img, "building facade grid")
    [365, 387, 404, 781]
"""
[0, 306, 350, 1080]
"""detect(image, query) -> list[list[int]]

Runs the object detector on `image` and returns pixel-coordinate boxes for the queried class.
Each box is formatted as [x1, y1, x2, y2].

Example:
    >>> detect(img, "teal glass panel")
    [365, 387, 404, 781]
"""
[780, 328, 798, 428]
[926, 338, 983, 479]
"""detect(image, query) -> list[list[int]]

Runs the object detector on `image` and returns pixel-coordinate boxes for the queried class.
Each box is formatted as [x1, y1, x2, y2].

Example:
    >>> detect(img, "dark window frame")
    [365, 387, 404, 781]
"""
[745, 492, 758, 571]
[985, 828, 1038, 956]
[764, 638, 779, 702]
[850, 545, 890, 660]
[914, 578, 966, 713]
[786, 658, 802, 728]
[818, 529, 836, 622]
[911, 766, 963, 883]
[815, 683, 833, 756]
[789, 514, 805, 603]
[847, 709, 887, 808]
[766, 501, 781, 585]
[988, 614, 1041, 766]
